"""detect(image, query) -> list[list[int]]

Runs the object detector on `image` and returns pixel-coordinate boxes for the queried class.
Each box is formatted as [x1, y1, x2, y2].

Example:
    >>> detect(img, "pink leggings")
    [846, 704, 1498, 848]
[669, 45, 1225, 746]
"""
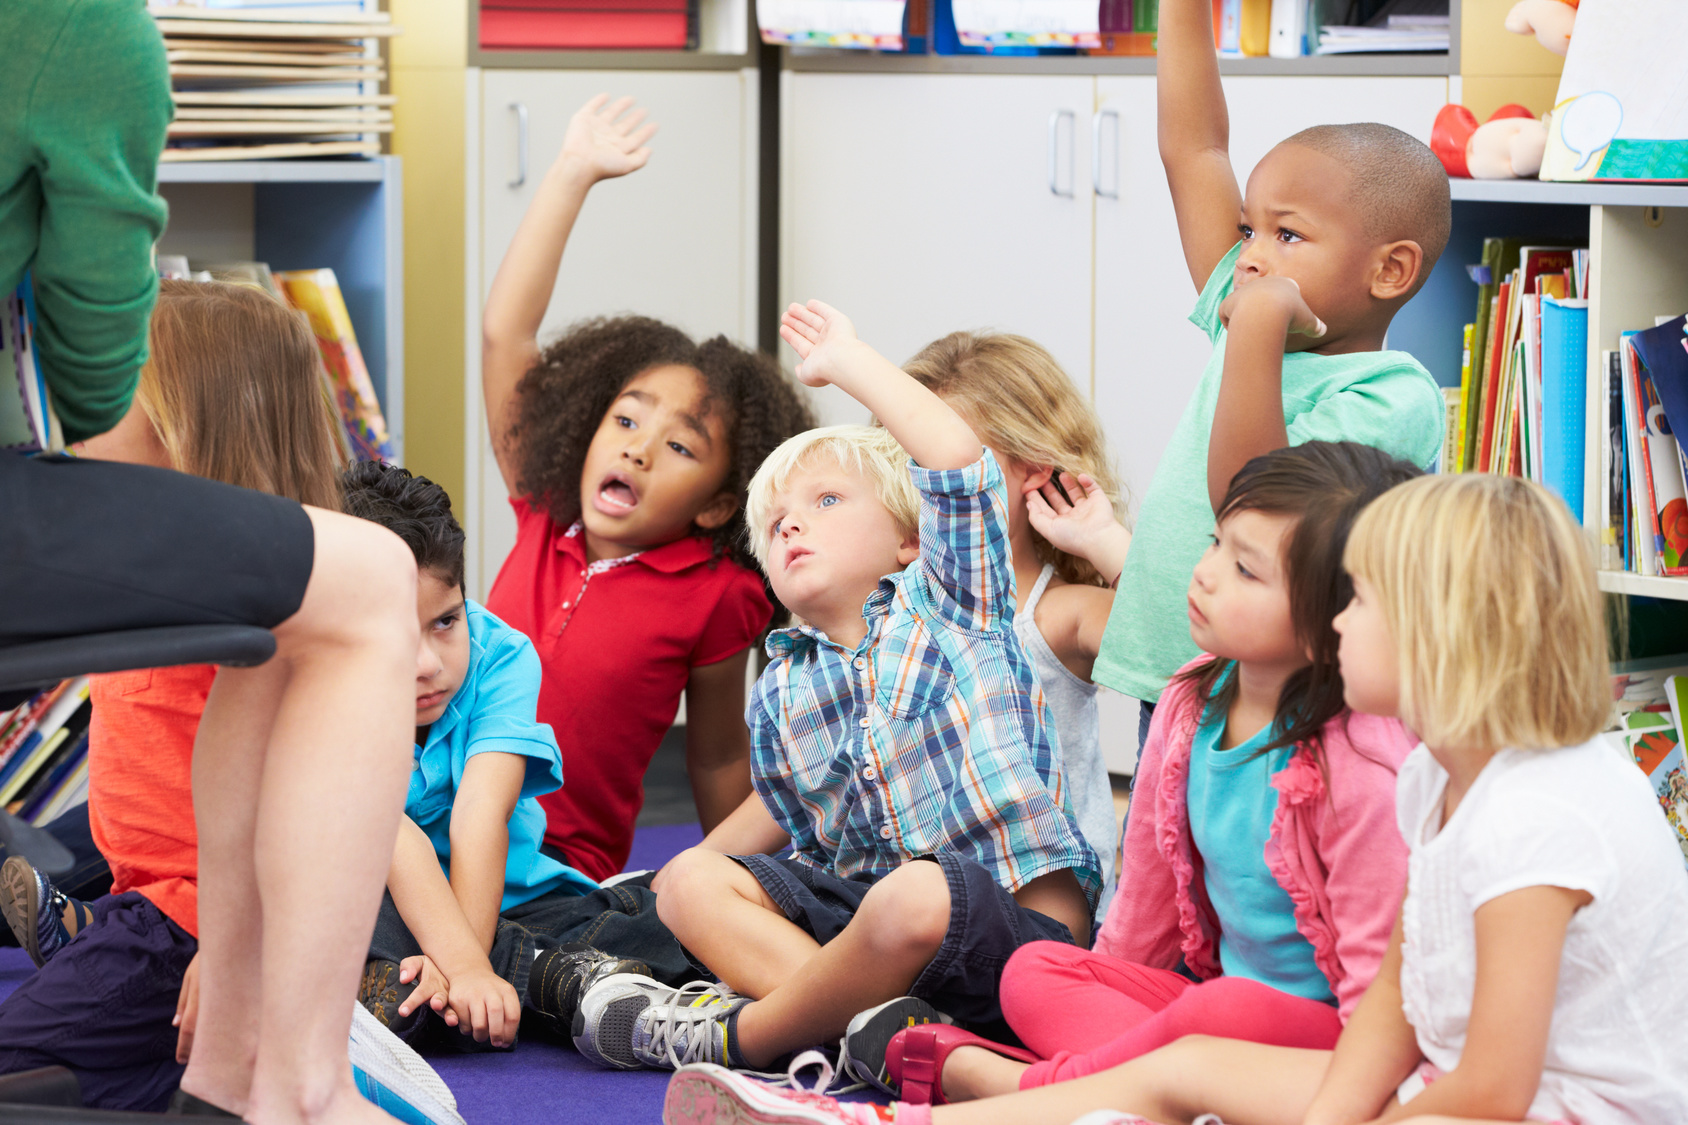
[1001, 941, 1344, 1088]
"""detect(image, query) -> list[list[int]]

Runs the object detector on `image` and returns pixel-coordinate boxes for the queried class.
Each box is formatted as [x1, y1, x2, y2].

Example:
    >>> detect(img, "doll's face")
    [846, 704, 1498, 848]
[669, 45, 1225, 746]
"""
[1234, 143, 1416, 350]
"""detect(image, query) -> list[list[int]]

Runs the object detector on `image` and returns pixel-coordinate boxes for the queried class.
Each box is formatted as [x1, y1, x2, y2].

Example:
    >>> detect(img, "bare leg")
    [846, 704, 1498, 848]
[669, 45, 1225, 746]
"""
[940, 1046, 1030, 1102]
[183, 508, 418, 1125]
[927, 1037, 1331, 1125]
[656, 848, 822, 998]
[732, 862, 951, 1068]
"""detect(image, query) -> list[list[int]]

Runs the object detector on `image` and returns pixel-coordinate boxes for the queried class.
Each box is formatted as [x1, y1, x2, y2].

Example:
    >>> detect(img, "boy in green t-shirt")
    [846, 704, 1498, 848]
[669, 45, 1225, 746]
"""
[1094, 0, 1451, 712]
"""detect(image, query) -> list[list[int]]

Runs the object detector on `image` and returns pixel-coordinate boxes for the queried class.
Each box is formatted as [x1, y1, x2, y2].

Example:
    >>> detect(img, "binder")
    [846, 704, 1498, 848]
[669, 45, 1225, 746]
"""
[1540, 297, 1589, 521]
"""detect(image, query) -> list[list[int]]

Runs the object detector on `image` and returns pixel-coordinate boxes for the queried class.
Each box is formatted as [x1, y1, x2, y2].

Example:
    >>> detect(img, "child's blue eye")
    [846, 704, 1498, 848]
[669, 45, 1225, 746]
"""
[819, 494, 839, 508]
[771, 517, 783, 535]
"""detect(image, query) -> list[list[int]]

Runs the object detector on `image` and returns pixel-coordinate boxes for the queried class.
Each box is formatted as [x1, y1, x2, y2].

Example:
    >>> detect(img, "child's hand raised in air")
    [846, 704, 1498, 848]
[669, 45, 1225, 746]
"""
[779, 300, 867, 389]
[1026, 472, 1131, 585]
[554, 93, 659, 187]
[1219, 275, 1327, 341]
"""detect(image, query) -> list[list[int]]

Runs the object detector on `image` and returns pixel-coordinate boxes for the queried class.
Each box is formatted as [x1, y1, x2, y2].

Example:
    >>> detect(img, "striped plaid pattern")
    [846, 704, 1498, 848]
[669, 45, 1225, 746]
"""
[749, 453, 1101, 906]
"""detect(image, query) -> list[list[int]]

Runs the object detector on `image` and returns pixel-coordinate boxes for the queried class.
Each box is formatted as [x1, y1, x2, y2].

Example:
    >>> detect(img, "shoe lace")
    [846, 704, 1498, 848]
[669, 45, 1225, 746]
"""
[643, 981, 744, 1069]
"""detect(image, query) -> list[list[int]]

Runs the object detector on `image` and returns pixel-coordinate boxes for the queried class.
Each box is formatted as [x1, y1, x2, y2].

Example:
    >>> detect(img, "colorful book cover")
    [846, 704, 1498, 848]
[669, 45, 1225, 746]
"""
[1440, 386, 1462, 474]
[0, 280, 62, 454]
[275, 268, 394, 462]
[1638, 357, 1688, 574]
[1634, 731, 1688, 869]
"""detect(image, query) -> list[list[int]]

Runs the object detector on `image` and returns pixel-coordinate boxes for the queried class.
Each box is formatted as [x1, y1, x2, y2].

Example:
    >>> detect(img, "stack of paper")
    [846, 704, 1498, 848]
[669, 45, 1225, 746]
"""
[150, 1, 398, 161]
[1316, 13, 1447, 53]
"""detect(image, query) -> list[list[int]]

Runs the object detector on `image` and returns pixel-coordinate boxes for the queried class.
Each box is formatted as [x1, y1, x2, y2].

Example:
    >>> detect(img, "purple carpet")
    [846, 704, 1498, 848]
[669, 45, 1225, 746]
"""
[0, 822, 851, 1125]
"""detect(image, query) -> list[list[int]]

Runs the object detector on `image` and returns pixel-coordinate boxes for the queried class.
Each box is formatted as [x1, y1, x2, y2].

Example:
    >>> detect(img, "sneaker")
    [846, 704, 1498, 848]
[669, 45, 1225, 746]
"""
[359, 959, 428, 1044]
[840, 996, 952, 1096]
[664, 1064, 897, 1125]
[575, 973, 746, 1071]
[528, 942, 651, 1037]
[0, 855, 92, 968]
[348, 1000, 466, 1125]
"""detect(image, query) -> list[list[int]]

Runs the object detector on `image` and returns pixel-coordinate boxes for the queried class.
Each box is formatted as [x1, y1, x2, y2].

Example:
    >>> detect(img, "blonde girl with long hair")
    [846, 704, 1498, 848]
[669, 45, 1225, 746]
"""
[0, 279, 423, 1118]
[902, 332, 1129, 899]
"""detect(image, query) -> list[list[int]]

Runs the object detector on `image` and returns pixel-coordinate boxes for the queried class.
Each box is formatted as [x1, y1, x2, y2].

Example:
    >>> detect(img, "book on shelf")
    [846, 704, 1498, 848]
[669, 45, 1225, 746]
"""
[758, 0, 908, 50]
[480, 0, 698, 50]
[151, 2, 395, 162]
[1607, 319, 1688, 580]
[1, 279, 64, 455]
[1625, 700, 1688, 869]
[275, 269, 393, 462]
[0, 680, 91, 812]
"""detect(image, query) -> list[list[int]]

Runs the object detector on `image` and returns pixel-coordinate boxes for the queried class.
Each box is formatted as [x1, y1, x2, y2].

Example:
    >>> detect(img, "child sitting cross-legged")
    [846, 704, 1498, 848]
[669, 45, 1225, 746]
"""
[344, 461, 701, 1050]
[571, 301, 1101, 1081]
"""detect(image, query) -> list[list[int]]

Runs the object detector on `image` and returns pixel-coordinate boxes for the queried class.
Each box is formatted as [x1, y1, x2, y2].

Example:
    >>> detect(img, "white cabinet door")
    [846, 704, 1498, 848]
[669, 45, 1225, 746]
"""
[467, 67, 758, 595]
[1092, 75, 1449, 516]
[782, 72, 1096, 425]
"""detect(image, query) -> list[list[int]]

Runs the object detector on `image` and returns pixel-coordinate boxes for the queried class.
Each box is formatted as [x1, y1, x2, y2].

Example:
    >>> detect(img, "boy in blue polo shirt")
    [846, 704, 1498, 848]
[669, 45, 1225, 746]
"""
[343, 462, 683, 1050]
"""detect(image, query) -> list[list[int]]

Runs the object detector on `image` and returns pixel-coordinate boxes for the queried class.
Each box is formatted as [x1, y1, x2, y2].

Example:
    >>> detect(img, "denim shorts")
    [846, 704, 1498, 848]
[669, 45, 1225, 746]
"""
[731, 852, 1079, 1028]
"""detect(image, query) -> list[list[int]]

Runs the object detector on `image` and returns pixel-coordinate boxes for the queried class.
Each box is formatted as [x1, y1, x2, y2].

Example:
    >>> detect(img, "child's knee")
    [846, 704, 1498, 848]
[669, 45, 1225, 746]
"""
[653, 847, 742, 928]
[999, 941, 1076, 1023]
[853, 861, 951, 959]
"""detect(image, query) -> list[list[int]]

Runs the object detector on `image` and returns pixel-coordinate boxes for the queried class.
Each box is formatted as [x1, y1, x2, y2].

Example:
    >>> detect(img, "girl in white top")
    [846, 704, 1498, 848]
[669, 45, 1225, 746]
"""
[664, 473, 1688, 1125]
[903, 332, 1132, 904]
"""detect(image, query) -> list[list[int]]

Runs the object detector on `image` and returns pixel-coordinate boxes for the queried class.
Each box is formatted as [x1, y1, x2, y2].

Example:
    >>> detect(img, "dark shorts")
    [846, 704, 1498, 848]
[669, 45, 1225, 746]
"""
[0, 453, 314, 645]
[0, 891, 197, 1113]
[367, 874, 699, 1047]
[730, 853, 1080, 1028]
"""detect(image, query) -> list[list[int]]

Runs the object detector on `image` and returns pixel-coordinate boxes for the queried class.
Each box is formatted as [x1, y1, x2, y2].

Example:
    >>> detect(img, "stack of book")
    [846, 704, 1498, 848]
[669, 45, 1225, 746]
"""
[1315, 12, 1447, 53]
[480, 0, 699, 50]
[1, 280, 59, 456]
[1443, 239, 1590, 506]
[0, 680, 92, 829]
[1600, 314, 1688, 578]
[1612, 661, 1688, 868]
[150, 1, 398, 161]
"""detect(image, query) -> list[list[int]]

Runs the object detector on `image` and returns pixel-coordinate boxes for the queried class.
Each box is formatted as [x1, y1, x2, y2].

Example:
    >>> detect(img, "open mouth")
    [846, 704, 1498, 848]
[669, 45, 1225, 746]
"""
[595, 474, 639, 514]
[783, 546, 813, 571]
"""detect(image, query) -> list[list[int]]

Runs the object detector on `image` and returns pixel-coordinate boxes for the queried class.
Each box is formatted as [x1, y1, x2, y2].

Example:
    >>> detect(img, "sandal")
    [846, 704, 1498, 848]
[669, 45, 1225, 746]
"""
[884, 1024, 1038, 1105]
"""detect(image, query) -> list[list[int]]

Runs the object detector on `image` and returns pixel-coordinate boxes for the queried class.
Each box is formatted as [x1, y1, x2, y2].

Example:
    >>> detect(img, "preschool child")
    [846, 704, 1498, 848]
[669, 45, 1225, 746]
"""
[904, 332, 1130, 900]
[667, 473, 1688, 1125]
[344, 461, 703, 1050]
[0, 280, 359, 1113]
[481, 94, 814, 882]
[574, 301, 1099, 1081]
[880, 441, 1420, 1104]
[1094, 0, 1451, 725]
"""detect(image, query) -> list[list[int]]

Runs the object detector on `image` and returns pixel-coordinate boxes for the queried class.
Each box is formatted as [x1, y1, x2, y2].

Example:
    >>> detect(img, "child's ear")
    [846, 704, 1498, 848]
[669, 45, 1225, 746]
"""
[1020, 463, 1055, 493]
[694, 491, 740, 532]
[895, 531, 920, 567]
[1370, 240, 1424, 302]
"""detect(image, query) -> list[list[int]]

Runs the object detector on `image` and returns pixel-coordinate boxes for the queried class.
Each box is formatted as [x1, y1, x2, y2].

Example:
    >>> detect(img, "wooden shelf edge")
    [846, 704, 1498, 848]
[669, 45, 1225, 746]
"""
[783, 49, 1448, 76]
[158, 157, 394, 183]
[1450, 179, 1688, 207]
[1598, 571, 1688, 601]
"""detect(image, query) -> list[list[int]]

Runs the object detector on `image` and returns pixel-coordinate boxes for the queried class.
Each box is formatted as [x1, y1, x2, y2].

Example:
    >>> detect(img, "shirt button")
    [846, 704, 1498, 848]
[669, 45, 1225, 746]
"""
[561, 600, 571, 608]
[859, 717, 871, 728]
[854, 658, 866, 670]
[863, 766, 877, 780]
[879, 827, 893, 839]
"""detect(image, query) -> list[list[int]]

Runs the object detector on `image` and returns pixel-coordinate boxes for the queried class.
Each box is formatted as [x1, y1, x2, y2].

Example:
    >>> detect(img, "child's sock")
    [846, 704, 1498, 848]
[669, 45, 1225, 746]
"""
[889, 1103, 930, 1125]
[723, 1002, 754, 1069]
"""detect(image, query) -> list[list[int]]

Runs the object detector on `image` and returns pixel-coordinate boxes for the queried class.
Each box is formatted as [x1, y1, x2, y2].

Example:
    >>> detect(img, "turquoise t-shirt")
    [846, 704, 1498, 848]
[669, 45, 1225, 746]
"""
[1094, 243, 1444, 702]
[1185, 696, 1334, 1004]
[408, 601, 598, 911]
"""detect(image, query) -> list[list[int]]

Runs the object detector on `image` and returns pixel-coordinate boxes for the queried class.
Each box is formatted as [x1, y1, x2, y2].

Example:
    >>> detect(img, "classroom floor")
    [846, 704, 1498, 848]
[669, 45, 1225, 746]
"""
[0, 743, 1131, 1123]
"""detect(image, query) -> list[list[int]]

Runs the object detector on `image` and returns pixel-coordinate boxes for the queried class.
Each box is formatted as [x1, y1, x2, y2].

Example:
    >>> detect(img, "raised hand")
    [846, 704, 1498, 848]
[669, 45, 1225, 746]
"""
[1218, 274, 1327, 340]
[555, 93, 659, 185]
[778, 299, 863, 388]
[1026, 472, 1131, 583]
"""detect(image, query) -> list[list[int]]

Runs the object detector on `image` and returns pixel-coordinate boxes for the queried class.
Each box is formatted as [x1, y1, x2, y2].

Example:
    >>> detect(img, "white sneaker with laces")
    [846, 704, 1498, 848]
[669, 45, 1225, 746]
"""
[575, 973, 746, 1070]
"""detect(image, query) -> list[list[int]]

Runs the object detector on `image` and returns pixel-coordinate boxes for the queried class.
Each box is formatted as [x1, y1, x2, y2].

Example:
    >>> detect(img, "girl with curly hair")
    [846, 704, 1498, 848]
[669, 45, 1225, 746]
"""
[480, 95, 814, 883]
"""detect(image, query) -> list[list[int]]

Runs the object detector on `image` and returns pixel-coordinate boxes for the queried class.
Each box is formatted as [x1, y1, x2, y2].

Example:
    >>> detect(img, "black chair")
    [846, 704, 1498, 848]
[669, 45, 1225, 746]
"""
[0, 625, 276, 877]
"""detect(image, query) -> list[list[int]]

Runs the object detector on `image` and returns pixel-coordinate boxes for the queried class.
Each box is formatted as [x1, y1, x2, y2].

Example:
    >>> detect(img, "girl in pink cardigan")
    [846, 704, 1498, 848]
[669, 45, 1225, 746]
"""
[880, 441, 1423, 1105]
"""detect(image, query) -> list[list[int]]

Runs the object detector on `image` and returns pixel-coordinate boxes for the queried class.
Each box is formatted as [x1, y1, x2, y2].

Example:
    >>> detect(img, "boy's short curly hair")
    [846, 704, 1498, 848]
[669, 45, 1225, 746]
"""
[509, 316, 816, 567]
[744, 425, 920, 570]
[341, 460, 466, 590]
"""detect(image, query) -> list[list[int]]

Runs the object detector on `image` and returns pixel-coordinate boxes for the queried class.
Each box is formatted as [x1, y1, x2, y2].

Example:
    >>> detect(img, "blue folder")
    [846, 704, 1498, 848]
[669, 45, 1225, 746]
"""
[1541, 296, 1589, 522]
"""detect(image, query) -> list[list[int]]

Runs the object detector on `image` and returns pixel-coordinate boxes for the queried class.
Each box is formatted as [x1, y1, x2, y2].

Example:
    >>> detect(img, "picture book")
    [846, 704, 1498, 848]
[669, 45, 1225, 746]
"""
[1539, 0, 1688, 183]
[1628, 708, 1688, 869]
[275, 268, 393, 462]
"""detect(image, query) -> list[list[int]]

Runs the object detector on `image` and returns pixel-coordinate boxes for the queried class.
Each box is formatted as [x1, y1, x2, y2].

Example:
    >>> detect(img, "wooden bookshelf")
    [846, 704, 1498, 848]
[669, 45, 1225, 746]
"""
[466, 0, 755, 68]
[155, 157, 405, 461]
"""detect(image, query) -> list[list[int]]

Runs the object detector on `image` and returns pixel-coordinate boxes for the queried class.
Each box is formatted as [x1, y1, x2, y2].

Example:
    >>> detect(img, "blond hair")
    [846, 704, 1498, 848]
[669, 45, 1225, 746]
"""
[1343, 474, 1608, 751]
[902, 331, 1124, 587]
[744, 424, 918, 568]
[140, 279, 345, 511]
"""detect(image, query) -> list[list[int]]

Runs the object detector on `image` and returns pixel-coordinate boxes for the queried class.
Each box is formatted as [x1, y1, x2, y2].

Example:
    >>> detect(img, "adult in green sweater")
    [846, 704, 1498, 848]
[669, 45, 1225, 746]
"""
[0, 4, 422, 1123]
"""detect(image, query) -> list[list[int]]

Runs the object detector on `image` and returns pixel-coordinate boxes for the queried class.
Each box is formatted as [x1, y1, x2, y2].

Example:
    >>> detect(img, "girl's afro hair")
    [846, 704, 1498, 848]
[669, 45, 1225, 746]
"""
[509, 315, 816, 569]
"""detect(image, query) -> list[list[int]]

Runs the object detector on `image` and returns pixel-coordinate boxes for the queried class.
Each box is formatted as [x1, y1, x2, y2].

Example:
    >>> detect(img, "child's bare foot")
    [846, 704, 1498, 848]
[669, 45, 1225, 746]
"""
[938, 1045, 1030, 1103]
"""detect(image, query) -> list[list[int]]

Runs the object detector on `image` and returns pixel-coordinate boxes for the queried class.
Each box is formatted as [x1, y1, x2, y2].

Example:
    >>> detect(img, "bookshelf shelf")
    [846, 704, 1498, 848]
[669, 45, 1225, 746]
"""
[1598, 572, 1688, 602]
[158, 160, 391, 184]
[784, 50, 1448, 77]
[1449, 180, 1688, 209]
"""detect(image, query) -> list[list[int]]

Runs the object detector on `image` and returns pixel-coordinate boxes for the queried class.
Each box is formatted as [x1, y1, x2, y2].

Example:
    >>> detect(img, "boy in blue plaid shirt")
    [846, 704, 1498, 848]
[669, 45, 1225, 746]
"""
[572, 300, 1100, 1089]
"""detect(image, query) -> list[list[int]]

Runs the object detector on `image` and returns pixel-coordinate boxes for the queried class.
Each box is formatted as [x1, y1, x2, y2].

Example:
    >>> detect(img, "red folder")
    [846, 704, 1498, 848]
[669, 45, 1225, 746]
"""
[480, 7, 692, 48]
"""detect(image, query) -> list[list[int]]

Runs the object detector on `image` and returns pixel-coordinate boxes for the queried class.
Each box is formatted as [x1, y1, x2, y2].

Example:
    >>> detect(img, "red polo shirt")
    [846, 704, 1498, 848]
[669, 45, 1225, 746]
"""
[484, 497, 772, 880]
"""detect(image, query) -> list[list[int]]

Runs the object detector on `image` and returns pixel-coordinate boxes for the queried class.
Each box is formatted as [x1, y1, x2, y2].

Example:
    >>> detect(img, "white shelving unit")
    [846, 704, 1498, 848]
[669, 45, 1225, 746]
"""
[156, 157, 405, 460]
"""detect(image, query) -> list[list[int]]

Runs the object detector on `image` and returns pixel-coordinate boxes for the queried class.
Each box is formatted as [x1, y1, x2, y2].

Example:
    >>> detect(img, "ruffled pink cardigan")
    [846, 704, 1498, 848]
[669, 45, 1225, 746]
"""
[1096, 657, 1413, 1021]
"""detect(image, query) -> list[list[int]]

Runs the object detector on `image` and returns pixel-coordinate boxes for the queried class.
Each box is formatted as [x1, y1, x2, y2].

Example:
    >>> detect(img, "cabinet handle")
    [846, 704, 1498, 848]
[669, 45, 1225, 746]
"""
[1092, 109, 1120, 199]
[1048, 109, 1075, 198]
[508, 102, 529, 189]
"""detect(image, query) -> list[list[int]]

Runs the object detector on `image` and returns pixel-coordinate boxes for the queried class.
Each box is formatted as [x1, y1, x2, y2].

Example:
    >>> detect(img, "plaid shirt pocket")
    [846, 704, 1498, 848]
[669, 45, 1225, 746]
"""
[873, 615, 956, 720]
